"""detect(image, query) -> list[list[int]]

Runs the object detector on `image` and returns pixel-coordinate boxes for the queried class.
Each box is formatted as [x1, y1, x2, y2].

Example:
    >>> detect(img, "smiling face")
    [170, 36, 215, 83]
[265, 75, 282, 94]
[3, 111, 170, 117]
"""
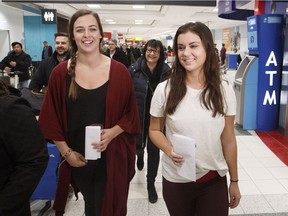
[55, 36, 70, 56]
[177, 31, 206, 74]
[145, 46, 160, 65]
[73, 14, 102, 54]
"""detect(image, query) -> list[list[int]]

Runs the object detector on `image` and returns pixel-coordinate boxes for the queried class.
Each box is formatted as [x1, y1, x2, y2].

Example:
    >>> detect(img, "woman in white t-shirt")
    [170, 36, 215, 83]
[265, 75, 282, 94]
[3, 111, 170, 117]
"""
[149, 22, 241, 216]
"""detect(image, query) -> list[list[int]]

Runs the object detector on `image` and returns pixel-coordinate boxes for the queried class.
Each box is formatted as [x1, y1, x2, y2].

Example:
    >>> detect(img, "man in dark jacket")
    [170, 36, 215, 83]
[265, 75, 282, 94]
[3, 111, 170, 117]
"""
[130, 43, 142, 64]
[0, 42, 32, 88]
[41, 41, 53, 60]
[29, 32, 70, 93]
[105, 39, 129, 68]
[0, 79, 49, 216]
[129, 39, 170, 204]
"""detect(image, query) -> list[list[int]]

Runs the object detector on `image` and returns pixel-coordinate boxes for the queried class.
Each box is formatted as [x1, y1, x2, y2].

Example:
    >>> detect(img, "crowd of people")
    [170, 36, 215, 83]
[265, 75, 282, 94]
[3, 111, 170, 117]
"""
[0, 8, 241, 216]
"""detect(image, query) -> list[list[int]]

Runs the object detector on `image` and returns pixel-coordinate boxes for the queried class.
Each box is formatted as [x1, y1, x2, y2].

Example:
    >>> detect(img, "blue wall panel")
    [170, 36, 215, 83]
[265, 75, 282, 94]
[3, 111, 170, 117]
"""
[24, 16, 56, 61]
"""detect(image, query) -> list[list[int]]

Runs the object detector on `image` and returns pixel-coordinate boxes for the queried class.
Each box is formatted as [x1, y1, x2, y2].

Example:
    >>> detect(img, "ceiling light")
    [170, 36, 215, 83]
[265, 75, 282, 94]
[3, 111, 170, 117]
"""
[105, 19, 114, 22]
[213, 8, 218, 12]
[108, 22, 116, 24]
[132, 5, 145, 9]
[135, 20, 143, 22]
[87, 4, 101, 8]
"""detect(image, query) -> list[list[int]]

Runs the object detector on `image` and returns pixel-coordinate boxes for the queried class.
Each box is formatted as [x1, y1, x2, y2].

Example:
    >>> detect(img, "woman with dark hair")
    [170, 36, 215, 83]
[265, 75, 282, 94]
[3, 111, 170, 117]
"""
[149, 22, 241, 215]
[0, 79, 48, 216]
[38, 9, 140, 216]
[129, 39, 170, 203]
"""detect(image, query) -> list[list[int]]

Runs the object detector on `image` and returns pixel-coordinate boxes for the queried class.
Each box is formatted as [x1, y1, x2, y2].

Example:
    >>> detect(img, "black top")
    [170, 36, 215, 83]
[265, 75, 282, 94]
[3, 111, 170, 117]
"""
[29, 51, 70, 91]
[67, 81, 108, 160]
[0, 95, 48, 215]
[0, 51, 32, 82]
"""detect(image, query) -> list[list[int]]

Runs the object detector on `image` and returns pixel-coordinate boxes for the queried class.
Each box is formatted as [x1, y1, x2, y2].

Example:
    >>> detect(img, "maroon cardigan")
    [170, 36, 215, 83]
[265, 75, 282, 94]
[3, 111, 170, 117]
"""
[38, 59, 140, 216]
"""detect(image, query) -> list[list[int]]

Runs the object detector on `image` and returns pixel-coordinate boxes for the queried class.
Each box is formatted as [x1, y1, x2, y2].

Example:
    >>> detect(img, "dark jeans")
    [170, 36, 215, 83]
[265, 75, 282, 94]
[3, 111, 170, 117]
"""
[137, 135, 160, 184]
[163, 175, 229, 216]
[72, 160, 106, 216]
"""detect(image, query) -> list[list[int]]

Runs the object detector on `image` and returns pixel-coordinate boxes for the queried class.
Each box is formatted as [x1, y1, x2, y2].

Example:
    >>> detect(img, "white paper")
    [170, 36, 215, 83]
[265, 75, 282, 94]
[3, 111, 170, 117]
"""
[171, 134, 196, 181]
[85, 126, 101, 160]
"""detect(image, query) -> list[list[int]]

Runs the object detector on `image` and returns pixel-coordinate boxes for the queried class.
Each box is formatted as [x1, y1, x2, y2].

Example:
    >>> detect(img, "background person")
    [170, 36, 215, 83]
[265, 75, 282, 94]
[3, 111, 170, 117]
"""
[220, 43, 227, 66]
[41, 41, 53, 60]
[130, 43, 142, 64]
[0, 42, 32, 88]
[129, 39, 170, 203]
[149, 22, 241, 216]
[0, 79, 48, 216]
[214, 43, 220, 63]
[29, 32, 70, 93]
[105, 39, 129, 68]
[38, 9, 140, 216]
[233, 48, 242, 69]
[121, 43, 132, 66]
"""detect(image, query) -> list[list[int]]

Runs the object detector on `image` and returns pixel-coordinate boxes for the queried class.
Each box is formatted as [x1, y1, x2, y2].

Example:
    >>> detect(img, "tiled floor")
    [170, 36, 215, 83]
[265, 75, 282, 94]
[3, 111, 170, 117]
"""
[31, 70, 288, 215]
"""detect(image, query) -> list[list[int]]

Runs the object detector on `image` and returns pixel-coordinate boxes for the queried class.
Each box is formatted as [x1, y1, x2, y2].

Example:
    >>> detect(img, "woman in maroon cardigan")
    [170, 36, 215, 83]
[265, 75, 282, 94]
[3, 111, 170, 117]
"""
[38, 9, 140, 216]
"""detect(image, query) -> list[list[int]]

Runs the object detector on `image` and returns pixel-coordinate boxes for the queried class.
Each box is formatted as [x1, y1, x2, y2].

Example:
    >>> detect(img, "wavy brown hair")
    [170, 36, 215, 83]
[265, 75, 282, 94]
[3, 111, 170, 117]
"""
[68, 9, 104, 100]
[164, 22, 224, 117]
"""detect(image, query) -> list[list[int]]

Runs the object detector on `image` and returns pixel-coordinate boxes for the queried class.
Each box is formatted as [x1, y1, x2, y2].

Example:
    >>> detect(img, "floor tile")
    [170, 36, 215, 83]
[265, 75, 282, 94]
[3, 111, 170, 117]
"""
[253, 179, 288, 194]
[265, 194, 288, 212]
[239, 195, 274, 214]
[238, 180, 261, 195]
[267, 167, 288, 179]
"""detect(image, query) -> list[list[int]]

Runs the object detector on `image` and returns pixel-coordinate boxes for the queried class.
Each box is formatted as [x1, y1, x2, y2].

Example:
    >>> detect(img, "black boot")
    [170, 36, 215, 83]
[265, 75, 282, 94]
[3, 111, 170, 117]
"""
[137, 155, 144, 170]
[147, 183, 158, 203]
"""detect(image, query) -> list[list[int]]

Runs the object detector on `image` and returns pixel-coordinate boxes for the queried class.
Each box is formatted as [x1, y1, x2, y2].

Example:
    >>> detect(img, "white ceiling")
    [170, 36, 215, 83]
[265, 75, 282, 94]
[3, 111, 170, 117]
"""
[22, 1, 252, 40]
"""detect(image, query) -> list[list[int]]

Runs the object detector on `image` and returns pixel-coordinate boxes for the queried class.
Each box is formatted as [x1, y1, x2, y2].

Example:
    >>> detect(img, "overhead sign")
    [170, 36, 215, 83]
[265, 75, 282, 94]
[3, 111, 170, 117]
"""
[41, 9, 57, 24]
[3, 0, 216, 6]
[218, 0, 254, 21]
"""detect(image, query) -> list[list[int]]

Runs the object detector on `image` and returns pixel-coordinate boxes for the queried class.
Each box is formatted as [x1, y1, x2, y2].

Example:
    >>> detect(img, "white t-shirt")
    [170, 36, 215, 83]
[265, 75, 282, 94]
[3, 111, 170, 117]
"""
[150, 79, 236, 183]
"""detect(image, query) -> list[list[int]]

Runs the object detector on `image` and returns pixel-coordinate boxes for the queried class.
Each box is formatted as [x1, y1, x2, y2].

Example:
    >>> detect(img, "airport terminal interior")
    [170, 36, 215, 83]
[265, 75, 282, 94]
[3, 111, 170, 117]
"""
[29, 70, 288, 216]
[1, 0, 288, 215]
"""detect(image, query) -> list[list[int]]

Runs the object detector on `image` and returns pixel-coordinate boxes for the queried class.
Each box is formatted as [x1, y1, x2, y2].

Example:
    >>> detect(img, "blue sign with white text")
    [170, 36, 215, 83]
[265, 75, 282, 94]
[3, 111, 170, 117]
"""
[250, 14, 284, 130]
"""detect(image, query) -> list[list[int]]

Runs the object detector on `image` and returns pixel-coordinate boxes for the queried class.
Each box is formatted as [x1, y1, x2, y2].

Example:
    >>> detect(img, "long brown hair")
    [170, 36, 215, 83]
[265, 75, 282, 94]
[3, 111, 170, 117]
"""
[164, 22, 224, 117]
[68, 9, 104, 100]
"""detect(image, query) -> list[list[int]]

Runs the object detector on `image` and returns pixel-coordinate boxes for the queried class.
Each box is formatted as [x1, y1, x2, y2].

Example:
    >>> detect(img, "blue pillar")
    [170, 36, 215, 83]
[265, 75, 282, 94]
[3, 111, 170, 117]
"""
[248, 14, 285, 130]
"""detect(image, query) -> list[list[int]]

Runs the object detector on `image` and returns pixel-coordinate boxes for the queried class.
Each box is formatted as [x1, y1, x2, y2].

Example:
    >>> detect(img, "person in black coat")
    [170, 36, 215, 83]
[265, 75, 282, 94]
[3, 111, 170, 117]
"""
[105, 39, 129, 68]
[130, 43, 142, 64]
[0, 79, 49, 216]
[0, 42, 32, 88]
[29, 32, 70, 93]
[41, 41, 53, 60]
[129, 39, 170, 204]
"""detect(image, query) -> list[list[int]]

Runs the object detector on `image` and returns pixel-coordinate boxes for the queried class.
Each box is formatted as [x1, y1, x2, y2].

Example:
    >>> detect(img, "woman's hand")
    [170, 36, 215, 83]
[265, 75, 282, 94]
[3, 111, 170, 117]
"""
[66, 151, 87, 167]
[229, 182, 241, 208]
[92, 128, 118, 152]
[168, 149, 184, 166]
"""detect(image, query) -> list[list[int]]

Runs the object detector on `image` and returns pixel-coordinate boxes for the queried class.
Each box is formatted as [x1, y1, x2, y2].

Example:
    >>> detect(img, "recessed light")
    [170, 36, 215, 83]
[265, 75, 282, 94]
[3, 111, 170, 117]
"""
[135, 20, 143, 22]
[132, 5, 145, 9]
[108, 22, 116, 24]
[87, 4, 101, 8]
[105, 19, 114, 22]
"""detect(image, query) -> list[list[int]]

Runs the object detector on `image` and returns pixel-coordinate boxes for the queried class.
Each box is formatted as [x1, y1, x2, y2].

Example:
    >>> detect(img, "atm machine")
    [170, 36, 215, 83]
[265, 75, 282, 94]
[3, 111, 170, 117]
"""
[234, 14, 284, 131]
[234, 55, 258, 129]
